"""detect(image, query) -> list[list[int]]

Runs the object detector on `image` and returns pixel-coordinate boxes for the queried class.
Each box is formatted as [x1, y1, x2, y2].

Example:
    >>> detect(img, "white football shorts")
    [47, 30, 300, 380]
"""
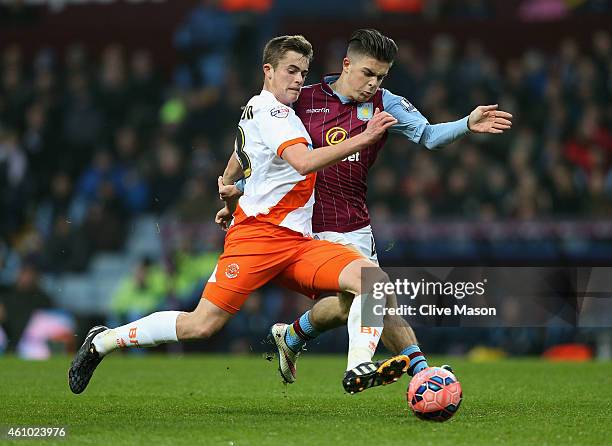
[314, 225, 378, 265]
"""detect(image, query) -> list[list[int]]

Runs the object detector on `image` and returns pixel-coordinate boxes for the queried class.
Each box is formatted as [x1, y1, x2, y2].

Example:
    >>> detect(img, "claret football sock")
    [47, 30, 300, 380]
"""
[401, 344, 429, 376]
[284, 311, 320, 353]
[92, 311, 181, 356]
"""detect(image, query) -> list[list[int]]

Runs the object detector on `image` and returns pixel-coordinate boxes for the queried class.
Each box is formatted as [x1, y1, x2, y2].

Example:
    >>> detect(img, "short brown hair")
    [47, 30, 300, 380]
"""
[262, 35, 313, 68]
[347, 29, 398, 64]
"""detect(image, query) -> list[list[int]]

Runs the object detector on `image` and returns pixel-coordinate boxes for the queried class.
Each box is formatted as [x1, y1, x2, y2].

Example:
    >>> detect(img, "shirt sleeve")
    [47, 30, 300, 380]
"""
[382, 89, 470, 150]
[418, 117, 471, 150]
[256, 104, 308, 157]
[382, 88, 429, 143]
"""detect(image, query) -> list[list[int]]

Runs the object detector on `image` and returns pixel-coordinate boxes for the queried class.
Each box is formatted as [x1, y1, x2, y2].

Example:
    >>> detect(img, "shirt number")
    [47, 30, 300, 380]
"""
[235, 125, 252, 178]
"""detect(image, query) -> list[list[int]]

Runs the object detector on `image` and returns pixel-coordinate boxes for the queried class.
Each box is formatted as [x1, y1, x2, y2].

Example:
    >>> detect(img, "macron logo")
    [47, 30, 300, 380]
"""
[306, 108, 330, 114]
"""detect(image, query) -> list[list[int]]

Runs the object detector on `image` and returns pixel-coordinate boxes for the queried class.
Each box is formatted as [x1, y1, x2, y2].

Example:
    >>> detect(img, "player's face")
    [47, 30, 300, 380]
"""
[264, 51, 310, 105]
[342, 55, 390, 102]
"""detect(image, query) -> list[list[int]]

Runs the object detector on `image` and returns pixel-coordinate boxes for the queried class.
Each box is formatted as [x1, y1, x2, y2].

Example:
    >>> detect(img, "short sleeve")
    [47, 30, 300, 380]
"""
[256, 104, 308, 157]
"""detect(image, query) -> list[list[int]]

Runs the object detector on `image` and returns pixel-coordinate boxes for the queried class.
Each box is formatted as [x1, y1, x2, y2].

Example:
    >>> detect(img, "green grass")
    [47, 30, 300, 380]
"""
[1, 355, 611, 445]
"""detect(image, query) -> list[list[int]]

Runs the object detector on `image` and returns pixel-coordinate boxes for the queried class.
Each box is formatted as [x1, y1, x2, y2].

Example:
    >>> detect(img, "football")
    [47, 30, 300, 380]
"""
[407, 367, 463, 422]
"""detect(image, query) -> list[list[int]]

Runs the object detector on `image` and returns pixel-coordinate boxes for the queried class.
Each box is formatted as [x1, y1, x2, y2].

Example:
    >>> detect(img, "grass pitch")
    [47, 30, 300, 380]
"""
[1, 355, 611, 445]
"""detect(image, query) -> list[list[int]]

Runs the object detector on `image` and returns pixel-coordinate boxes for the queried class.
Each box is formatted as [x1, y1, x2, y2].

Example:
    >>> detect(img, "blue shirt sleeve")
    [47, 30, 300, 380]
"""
[382, 88, 429, 143]
[235, 178, 246, 193]
[382, 89, 470, 150]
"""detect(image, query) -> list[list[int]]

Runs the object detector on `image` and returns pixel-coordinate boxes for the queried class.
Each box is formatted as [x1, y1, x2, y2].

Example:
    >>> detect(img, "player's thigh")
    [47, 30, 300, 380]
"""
[203, 233, 296, 314]
[277, 239, 363, 296]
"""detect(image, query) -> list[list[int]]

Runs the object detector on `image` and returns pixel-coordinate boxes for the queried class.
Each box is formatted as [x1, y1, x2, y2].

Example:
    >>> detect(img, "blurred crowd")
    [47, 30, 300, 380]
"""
[1, 1, 611, 355]
[2, 0, 611, 23]
[2, 25, 611, 260]
[370, 31, 612, 222]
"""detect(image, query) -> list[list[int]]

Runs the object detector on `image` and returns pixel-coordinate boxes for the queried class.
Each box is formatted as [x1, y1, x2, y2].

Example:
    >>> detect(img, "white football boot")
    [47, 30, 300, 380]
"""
[268, 323, 301, 383]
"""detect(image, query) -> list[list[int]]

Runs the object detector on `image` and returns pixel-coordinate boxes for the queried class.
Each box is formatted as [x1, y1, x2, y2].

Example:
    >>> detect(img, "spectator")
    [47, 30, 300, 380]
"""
[61, 72, 104, 173]
[150, 142, 185, 214]
[0, 127, 29, 240]
[174, 0, 237, 88]
[36, 172, 75, 238]
[0, 261, 53, 352]
[97, 45, 129, 133]
[41, 214, 90, 274]
[110, 257, 166, 321]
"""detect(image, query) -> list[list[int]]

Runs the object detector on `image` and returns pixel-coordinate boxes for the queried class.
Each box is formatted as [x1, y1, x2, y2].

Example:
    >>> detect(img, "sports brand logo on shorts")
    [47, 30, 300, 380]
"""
[325, 126, 348, 145]
[225, 263, 240, 279]
[270, 106, 290, 118]
[357, 102, 374, 121]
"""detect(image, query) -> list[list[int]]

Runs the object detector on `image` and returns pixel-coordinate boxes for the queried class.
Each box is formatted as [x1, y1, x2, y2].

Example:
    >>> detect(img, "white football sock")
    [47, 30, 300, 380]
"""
[92, 311, 181, 356]
[346, 295, 383, 370]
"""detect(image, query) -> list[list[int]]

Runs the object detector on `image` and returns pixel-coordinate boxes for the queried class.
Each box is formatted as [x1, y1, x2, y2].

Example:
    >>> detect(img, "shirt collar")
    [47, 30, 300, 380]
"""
[260, 89, 277, 101]
[321, 73, 353, 104]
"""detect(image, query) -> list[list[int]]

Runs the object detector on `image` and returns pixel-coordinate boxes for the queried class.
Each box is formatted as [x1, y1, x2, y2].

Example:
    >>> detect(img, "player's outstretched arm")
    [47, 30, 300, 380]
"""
[283, 108, 397, 175]
[417, 105, 513, 149]
[468, 104, 513, 134]
[384, 89, 513, 149]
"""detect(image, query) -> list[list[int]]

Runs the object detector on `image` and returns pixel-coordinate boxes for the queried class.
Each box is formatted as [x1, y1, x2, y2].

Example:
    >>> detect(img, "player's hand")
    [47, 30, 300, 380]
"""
[468, 105, 513, 134]
[362, 108, 397, 143]
[218, 176, 242, 201]
[215, 205, 233, 231]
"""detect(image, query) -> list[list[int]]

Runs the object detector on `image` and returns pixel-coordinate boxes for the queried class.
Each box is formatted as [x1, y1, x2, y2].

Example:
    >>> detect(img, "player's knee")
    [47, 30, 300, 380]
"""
[377, 268, 391, 284]
[334, 305, 350, 325]
[367, 267, 390, 294]
[345, 261, 386, 295]
[338, 294, 352, 322]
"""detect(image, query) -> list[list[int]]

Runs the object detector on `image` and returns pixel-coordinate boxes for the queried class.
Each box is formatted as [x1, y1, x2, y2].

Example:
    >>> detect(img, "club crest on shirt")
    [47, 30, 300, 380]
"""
[357, 102, 374, 121]
[225, 263, 240, 279]
[270, 106, 290, 118]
